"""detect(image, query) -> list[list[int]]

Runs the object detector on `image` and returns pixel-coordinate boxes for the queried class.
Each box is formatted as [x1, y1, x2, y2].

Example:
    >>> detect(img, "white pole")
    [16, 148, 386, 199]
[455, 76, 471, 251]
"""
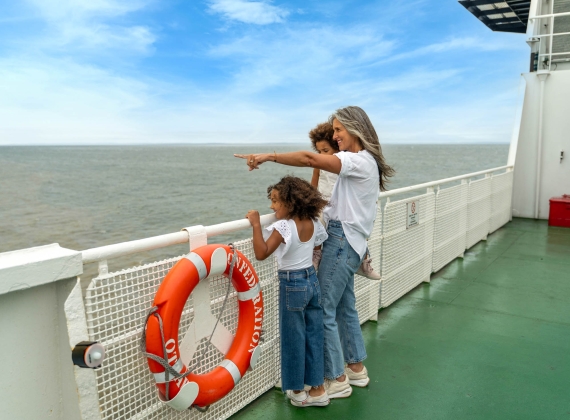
[507, 76, 527, 167]
[535, 71, 550, 219]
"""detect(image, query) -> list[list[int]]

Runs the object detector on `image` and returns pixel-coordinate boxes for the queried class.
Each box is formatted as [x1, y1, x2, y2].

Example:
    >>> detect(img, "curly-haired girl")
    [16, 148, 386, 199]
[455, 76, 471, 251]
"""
[309, 122, 339, 202]
[245, 176, 329, 408]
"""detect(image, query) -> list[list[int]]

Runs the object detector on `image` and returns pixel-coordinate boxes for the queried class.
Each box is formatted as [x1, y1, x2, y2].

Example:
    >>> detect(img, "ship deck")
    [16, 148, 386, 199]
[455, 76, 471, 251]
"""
[231, 218, 570, 419]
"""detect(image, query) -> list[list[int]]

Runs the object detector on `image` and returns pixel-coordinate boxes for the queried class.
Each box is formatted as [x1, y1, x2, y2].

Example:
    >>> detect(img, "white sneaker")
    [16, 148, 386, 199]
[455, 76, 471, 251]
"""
[345, 365, 370, 387]
[286, 390, 307, 403]
[290, 391, 330, 407]
[356, 257, 381, 280]
[324, 376, 352, 399]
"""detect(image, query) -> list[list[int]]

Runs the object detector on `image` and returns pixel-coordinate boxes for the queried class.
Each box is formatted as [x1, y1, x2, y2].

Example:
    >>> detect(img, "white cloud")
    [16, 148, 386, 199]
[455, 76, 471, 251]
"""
[0, 57, 151, 144]
[0, 51, 519, 146]
[24, 0, 156, 53]
[385, 36, 519, 64]
[26, 0, 147, 20]
[0, 55, 294, 145]
[208, 0, 289, 25]
[209, 25, 395, 93]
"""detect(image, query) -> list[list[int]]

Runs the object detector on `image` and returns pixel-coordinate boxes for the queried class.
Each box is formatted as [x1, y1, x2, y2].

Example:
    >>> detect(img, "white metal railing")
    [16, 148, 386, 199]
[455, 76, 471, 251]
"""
[377, 165, 512, 307]
[532, 1, 570, 69]
[81, 165, 512, 266]
[377, 165, 510, 199]
[73, 164, 514, 420]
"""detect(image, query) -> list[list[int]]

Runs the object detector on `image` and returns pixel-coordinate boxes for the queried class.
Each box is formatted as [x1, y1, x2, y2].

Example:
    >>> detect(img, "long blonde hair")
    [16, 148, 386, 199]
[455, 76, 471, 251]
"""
[329, 106, 395, 191]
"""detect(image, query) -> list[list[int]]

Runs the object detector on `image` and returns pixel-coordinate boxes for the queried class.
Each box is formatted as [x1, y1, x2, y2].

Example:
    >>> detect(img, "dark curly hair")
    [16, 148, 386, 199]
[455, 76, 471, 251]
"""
[309, 122, 338, 153]
[267, 176, 327, 220]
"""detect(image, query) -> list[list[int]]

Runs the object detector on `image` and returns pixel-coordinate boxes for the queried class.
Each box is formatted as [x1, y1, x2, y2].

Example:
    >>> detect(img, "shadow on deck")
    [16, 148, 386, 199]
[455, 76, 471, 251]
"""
[231, 218, 570, 420]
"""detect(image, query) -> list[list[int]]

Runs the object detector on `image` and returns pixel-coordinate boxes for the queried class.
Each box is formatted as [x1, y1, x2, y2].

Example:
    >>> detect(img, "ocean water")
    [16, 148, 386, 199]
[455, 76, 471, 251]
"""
[0, 144, 508, 277]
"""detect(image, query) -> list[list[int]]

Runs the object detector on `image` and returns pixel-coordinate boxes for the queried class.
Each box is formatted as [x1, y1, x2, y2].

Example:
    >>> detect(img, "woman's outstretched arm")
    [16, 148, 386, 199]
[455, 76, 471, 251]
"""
[234, 151, 341, 174]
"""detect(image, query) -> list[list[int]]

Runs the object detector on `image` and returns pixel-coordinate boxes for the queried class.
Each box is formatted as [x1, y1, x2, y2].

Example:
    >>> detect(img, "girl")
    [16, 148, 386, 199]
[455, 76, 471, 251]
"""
[309, 122, 339, 204]
[235, 106, 394, 398]
[245, 176, 330, 407]
[309, 122, 381, 281]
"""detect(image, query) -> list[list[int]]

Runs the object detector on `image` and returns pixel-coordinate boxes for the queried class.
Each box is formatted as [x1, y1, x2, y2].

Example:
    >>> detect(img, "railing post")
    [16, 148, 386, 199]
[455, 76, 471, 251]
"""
[0, 244, 84, 419]
[97, 260, 108, 276]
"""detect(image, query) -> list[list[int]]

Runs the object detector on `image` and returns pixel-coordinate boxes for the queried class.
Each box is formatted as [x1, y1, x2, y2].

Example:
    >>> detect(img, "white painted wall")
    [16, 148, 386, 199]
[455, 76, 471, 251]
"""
[512, 70, 570, 219]
[0, 246, 84, 420]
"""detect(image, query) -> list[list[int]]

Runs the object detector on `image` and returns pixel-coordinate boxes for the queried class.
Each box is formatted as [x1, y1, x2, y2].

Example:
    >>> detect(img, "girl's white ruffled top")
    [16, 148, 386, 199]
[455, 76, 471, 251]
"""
[263, 219, 328, 270]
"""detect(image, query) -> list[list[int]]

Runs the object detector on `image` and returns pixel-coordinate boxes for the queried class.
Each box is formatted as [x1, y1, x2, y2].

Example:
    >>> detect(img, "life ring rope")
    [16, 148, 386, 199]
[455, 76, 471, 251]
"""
[139, 244, 239, 403]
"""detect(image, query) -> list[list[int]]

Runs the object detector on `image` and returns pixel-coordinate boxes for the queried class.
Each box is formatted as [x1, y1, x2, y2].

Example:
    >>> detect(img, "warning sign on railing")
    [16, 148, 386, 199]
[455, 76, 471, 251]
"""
[407, 201, 419, 229]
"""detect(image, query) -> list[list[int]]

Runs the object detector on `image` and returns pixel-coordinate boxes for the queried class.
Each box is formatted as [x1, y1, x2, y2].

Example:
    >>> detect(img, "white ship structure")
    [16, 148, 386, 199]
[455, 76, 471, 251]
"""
[1, 0, 569, 419]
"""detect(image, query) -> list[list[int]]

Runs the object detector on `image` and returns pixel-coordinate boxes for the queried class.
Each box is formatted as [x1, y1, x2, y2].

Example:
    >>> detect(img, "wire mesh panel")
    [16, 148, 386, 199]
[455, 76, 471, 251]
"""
[466, 176, 492, 249]
[432, 183, 468, 273]
[354, 204, 382, 321]
[380, 191, 436, 308]
[366, 204, 383, 278]
[355, 282, 380, 324]
[82, 238, 280, 420]
[490, 171, 513, 233]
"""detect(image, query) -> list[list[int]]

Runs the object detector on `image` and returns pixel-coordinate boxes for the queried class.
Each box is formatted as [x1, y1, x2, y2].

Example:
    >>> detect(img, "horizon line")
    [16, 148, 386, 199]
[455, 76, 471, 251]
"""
[0, 142, 511, 147]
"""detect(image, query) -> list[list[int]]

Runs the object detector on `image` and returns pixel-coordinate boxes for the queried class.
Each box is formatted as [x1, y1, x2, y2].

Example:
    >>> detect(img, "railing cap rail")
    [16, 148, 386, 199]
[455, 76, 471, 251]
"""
[530, 11, 570, 19]
[379, 165, 512, 199]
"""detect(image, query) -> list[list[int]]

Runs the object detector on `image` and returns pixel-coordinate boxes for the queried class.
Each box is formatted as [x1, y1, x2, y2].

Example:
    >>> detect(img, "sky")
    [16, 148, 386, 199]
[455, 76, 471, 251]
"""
[0, 0, 529, 145]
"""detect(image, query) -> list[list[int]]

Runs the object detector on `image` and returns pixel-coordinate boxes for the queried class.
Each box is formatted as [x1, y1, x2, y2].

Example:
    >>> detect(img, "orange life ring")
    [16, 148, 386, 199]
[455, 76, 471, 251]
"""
[144, 244, 264, 410]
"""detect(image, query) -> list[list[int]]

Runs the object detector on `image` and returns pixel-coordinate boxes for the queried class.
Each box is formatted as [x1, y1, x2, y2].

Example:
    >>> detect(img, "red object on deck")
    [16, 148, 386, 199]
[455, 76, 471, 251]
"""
[549, 195, 570, 227]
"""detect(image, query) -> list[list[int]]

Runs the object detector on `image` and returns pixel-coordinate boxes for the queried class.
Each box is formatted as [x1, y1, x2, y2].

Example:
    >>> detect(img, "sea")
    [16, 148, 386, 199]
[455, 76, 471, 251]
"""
[0, 144, 508, 279]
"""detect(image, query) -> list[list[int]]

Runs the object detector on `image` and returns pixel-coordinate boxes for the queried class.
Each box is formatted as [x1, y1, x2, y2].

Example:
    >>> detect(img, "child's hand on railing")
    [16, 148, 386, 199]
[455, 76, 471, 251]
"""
[245, 210, 261, 227]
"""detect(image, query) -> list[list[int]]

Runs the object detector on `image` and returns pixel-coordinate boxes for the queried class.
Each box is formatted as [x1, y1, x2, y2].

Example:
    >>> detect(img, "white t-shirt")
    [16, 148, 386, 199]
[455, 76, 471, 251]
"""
[323, 150, 380, 259]
[263, 219, 328, 270]
[317, 170, 338, 200]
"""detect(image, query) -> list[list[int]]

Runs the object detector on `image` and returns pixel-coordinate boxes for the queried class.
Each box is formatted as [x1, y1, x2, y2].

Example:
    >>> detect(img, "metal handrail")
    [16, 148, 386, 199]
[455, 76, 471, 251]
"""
[530, 11, 570, 19]
[539, 51, 570, 57]
[82, 214, 277, 263]
[532, 31, 570, 38]
[81, 165, 512, 264]
[378, 165, 512, 199]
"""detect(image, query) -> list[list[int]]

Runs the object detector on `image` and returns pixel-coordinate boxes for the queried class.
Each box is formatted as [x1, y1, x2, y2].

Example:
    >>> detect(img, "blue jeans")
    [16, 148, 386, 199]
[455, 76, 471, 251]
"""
[278, 266, 324, 391]
[318, 220, 367, 380]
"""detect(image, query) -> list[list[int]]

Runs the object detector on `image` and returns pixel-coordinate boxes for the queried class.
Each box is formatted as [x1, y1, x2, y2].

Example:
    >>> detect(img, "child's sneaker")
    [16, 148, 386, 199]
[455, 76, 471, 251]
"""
[324, 376, 352, 398]
[290, 391, 330, 407]
[345, 365, 370, 387]
[286, 390, 307, 403]
[312, 249, 322, 270]
[356, 257, 381, 280]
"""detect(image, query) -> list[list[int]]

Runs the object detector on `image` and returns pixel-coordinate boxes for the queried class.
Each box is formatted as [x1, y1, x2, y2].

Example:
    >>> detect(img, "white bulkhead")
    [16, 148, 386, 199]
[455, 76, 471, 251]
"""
[510, 0, 570, 218]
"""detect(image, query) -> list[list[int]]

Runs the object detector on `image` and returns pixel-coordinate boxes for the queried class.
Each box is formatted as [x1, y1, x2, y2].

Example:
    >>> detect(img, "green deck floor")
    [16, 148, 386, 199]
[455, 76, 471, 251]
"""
[231, 218, 570, 420]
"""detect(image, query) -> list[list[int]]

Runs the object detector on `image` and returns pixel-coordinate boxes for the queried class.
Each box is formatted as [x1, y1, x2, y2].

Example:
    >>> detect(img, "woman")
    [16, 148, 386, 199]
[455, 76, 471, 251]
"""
[235, 106, 394, 399]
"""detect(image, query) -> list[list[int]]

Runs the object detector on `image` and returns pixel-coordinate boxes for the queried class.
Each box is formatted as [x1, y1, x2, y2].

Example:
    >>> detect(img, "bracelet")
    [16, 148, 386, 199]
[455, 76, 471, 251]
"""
[273, 151, 277, 162]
